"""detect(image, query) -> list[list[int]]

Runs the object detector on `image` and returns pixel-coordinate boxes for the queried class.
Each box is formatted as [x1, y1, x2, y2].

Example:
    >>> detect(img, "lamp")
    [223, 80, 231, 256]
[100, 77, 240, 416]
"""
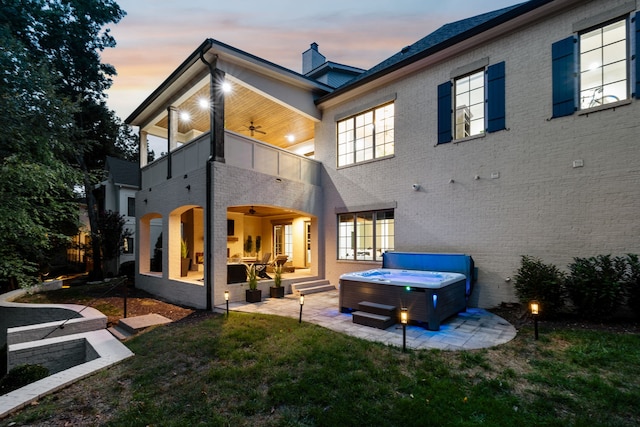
[299, 294, 305, 323]
[400, 307, 408, 352]
[530, 301, 540, 340]
[224, 290, 229, 318]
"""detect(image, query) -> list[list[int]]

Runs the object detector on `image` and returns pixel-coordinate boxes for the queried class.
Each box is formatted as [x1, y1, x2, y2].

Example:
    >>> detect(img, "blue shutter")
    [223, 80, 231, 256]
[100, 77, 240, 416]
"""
[486, 61, 506, 133]
[437, 81, 452, 144]
[551, 36, 577, 117]
[635, 15, 640, 99]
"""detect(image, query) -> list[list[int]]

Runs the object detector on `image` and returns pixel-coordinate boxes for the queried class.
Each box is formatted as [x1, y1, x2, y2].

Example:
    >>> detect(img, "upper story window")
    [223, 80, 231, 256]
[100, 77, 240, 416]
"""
[127, 197, 135, 217]
[337, 103, 394, 167]
[438, 61, 505, 144]
[579, 19, 627, 109]
[337, 209, 394, 261]
[454, 70, 485, 139]
[552, 10, 639, 118]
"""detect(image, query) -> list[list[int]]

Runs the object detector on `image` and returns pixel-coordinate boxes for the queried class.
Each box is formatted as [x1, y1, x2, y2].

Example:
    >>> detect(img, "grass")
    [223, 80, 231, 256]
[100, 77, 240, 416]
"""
[3, 303, 640, 425]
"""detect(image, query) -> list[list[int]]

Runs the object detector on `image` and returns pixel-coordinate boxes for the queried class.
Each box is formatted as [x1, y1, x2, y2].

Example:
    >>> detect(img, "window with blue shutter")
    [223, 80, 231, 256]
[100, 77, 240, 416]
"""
[437, 81, 452, 144]
[635, 15, 640, 99]
[551, 36, 577, 118]
[486, 61, 506, 133]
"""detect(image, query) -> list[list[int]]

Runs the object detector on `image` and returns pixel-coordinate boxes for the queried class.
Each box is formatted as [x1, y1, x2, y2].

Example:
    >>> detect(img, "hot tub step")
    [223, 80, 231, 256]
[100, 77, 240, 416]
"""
[352, 311, 395, 330]
[358, 301, 397, 318]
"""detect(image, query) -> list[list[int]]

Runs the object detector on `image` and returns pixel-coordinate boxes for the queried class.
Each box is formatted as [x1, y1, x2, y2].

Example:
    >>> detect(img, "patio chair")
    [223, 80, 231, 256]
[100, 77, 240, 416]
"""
[254, 252, 272, 279]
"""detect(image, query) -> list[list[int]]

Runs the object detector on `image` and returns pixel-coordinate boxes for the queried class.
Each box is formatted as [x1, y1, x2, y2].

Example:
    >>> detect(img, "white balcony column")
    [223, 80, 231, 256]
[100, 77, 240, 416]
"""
[139, 130, 148, 167]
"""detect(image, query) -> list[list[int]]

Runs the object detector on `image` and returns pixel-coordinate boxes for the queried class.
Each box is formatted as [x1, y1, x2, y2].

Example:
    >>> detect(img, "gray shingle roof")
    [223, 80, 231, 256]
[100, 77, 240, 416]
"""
[105, 156, 139, 188]
[321, 1, 545, 100]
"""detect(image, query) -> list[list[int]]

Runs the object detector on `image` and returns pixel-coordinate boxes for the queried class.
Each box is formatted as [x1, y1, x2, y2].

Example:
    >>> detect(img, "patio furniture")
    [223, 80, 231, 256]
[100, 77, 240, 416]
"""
[254, 253, 272, 279]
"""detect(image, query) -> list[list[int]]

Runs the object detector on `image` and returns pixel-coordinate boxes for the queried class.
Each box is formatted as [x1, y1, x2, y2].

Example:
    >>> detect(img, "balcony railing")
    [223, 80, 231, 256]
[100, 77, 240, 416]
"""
[141, 130, 321, 189]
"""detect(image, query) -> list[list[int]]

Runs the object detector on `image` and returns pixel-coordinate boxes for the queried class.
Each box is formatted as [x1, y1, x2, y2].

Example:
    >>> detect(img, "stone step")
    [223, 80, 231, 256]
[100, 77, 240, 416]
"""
[358, 301, 397, 318]
[107, 325, 131, 341]
[116, 313, 173, 336]
[352, 311, 395, 330]
[291, 280, 334, 296]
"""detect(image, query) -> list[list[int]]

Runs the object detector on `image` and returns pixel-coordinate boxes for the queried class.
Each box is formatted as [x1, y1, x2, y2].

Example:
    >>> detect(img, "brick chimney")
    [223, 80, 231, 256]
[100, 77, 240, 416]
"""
[302, 42, 326, 74]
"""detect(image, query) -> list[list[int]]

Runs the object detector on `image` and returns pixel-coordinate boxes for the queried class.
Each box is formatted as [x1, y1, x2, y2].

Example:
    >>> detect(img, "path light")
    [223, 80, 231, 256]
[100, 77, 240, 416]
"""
[224, 290, 229, 318]
[299, 294, 305, 323]
[530, 301, 540, 340]
[400, 307, 408, 352]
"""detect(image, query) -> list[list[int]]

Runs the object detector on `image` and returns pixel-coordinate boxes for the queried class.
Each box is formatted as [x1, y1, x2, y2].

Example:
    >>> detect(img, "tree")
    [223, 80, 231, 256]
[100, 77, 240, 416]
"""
[0, 0, 133, 286]
[0, 23, 80, 289]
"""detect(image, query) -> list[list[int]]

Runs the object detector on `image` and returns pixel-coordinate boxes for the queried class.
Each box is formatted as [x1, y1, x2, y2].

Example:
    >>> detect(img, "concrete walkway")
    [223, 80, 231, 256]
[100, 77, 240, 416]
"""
[222, 290, 517, 351]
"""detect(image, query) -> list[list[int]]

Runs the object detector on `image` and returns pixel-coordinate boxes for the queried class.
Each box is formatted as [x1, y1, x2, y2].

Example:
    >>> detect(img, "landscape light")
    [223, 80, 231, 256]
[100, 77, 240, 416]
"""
[224, 290, 229, 318]
[299, 294, 305, 323]
[401, 307, 408, 352]
[530, 301, 540, 340]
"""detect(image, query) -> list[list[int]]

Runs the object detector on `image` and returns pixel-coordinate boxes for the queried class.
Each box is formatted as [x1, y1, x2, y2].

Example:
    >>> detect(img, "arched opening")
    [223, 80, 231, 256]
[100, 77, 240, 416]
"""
[169, 205, 204, 282]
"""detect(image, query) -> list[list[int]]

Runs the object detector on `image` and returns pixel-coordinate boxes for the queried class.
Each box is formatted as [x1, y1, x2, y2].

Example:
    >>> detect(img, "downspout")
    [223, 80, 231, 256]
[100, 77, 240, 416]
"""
[199, 49, 225, 311]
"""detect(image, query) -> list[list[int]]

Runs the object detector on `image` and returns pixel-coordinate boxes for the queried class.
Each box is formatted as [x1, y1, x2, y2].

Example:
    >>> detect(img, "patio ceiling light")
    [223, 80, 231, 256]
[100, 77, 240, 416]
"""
[221, 81, 232, 93]
[179, 111, 190, 122]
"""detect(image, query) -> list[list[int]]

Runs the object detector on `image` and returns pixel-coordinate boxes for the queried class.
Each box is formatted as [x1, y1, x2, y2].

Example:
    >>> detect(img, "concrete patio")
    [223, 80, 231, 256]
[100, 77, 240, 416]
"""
[220, 289, 517, 351]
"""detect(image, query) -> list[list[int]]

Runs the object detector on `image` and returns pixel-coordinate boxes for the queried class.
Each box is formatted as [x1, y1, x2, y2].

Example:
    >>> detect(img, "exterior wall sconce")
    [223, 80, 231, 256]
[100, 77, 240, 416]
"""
[299, 294, 305, 323]
[530, 301, 540, 340]
[400, 307, 408, 352]
[186, 184, 191, 191]
[144, 199, 148, 204]
[224, 290, 229, 318]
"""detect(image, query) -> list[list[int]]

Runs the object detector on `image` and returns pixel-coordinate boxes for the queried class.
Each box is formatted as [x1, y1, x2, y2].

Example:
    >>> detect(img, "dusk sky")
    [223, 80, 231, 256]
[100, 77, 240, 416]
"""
[102, 0, 524, 122]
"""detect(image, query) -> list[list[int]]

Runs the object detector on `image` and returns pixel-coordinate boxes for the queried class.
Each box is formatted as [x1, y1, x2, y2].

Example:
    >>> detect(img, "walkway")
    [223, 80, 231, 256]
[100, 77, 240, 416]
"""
[223, 290, 517, 351]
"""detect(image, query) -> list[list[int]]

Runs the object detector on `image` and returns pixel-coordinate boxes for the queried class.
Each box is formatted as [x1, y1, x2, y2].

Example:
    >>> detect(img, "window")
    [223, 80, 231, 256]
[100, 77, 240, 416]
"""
[579, 19, 627, 109]
[274, 224, 293, 259]
[123, 237, 134, 254]
[127, 197, 135, 217]
[552, 14, 639, 118]
[338, 210, 394, 261]
[337, 103, 394, 167]
[438, 62, 505, 144]
[455, 70, 485, 139]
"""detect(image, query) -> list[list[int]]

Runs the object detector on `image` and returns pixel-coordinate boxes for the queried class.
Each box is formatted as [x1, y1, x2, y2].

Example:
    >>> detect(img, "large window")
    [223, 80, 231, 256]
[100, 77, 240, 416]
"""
[579, 19, 627, 109]
[337, 103, 394, 167]
[338, 210, 394, 261]
[454, 70, 485, 139]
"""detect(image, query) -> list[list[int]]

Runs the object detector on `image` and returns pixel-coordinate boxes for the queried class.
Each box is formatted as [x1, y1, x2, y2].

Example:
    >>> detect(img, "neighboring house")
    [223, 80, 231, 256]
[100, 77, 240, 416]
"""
[126, 0, 640, 310]
[94, 156, 142, 274]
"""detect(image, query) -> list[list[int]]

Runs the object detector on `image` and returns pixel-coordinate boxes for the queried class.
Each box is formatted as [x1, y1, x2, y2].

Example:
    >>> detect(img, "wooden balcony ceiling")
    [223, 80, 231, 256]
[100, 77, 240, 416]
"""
[155, 83, 315, 149]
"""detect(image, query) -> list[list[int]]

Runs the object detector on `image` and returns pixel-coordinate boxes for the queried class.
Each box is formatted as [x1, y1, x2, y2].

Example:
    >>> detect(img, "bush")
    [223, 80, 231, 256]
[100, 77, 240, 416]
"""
[565, 255, 626, 320]
[119, 260, 136, 281]
[513, 256, 565, 317]
[0, 364, 49, 394]
[624, 254, 640, 318]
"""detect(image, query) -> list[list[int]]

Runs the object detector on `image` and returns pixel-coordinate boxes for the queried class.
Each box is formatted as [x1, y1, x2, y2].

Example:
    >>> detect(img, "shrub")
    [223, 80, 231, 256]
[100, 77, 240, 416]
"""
[119, 261, 136, 281]
[565, 255, 626, 319]
[513, 256, 565, 317]
[624, 254, 640, 318]
[0, 364, 49, 394]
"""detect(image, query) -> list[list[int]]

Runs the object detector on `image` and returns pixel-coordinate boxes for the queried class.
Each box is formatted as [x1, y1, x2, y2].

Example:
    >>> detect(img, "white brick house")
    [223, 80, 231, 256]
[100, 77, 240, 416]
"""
[127, 0, 640, 310]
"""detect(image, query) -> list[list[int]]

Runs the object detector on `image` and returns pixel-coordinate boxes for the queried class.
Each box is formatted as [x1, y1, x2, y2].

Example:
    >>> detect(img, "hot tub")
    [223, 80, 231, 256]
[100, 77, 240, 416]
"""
[339, 268, 468, 331]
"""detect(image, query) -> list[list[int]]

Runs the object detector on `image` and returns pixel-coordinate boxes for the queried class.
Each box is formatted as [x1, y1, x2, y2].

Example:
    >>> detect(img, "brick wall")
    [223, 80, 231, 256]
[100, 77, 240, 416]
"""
[316, 0, 640, 308]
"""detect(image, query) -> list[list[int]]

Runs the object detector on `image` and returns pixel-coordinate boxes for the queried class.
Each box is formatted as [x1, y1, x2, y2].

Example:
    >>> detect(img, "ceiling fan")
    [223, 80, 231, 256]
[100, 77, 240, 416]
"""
[243, 121, 266, 137]
[248, 206, 257, 215]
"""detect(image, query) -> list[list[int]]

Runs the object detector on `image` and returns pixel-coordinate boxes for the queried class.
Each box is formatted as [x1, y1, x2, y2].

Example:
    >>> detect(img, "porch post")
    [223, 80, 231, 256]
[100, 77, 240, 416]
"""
[210, 68, 225, 163]
[167, 106, 178, 179]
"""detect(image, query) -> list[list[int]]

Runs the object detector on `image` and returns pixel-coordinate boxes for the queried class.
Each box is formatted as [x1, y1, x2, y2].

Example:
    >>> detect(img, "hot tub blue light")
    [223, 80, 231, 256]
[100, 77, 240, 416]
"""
[433, 294, 438, 309]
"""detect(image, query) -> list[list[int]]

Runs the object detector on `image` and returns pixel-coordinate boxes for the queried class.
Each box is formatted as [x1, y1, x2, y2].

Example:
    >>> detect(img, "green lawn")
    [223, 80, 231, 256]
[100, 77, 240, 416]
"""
[4, 310, 640, 426]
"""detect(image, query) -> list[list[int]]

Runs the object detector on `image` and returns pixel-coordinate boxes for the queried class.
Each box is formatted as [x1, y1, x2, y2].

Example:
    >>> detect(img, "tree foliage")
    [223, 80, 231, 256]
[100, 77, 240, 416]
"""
[0, 0, 134, 287]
